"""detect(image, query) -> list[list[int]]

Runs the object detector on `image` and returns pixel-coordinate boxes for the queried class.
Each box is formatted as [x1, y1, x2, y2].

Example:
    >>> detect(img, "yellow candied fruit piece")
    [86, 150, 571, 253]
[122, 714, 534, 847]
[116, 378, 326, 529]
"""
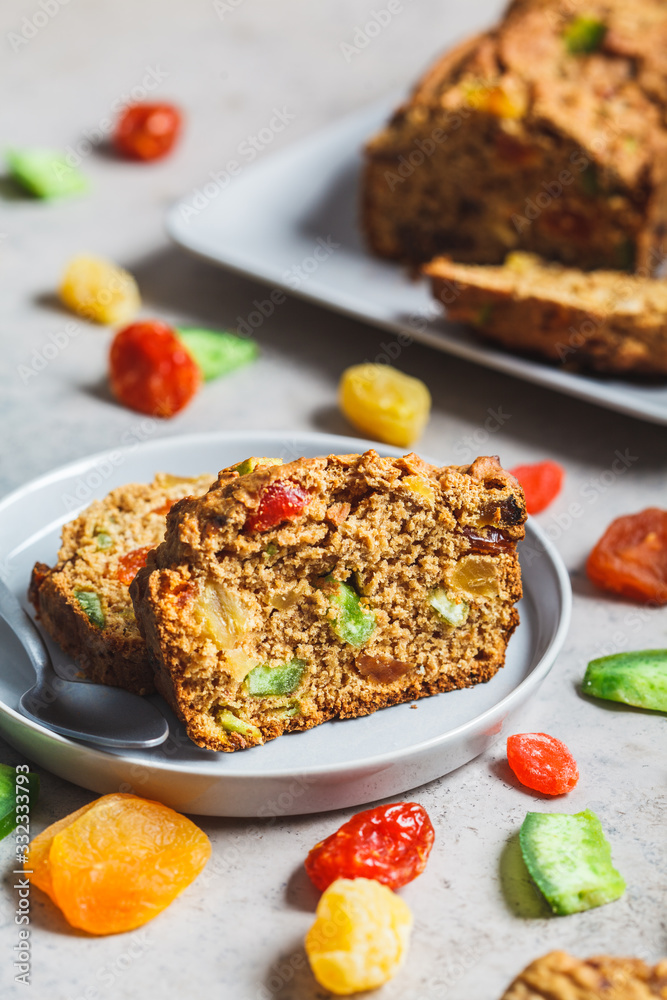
[339, 364, 431, 448]
[465, 80, 526, 119]
[305, 877, 413, 995]
[192, 580, 260, 681]
[505, 251, 542, 274]
[450, 554, 500, 599]
[59, 254, 141, 325]
[402, 474, 435, 503]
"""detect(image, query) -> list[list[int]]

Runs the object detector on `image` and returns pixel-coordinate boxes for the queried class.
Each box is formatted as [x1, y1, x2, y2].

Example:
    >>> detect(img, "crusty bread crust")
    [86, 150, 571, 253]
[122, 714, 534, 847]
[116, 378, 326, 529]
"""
[501, 950, 667, 999]
[362, 0, 667, 273]
[132, 452, 526, 751]
[29, 473, 212, 695]
[425, 252, 667, 375]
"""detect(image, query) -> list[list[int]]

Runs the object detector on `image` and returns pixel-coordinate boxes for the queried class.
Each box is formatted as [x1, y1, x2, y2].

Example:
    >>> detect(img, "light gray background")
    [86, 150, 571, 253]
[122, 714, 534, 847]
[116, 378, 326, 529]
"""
[1, 1, 665, 998]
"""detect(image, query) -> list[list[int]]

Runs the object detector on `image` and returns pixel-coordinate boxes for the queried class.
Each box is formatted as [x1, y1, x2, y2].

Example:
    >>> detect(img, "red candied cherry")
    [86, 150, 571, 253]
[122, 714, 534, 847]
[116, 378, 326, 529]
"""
[245, 481, 311, 532]
[509, 460, 564, 514]
[507, 733, 579, 795]
[113, 104, 182, 161]
[109, 321, 201, 418]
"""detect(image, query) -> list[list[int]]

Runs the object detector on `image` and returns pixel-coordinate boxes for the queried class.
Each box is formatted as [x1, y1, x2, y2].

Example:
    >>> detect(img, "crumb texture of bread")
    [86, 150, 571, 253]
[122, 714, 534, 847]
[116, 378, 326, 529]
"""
[501, 950, 667, 999]
[425, 252, 667, 375]
[131, 451, 526, 751]
[362, 0, 667, 274]
[29, 473, 213, 695]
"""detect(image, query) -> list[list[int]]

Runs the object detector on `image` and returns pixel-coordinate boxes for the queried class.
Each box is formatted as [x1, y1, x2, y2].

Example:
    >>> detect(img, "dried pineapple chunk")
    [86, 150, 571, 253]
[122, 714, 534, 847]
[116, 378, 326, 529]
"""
[339, 364, 431, 448]
[60, 254, 141, 325]
[450, 554, 500, 598]
[305, 877, 412, 995]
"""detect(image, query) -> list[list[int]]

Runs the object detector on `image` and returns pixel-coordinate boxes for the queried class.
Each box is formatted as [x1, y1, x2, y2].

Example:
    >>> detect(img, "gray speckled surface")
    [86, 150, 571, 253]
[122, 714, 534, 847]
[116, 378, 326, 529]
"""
[1, 1, 666, 997]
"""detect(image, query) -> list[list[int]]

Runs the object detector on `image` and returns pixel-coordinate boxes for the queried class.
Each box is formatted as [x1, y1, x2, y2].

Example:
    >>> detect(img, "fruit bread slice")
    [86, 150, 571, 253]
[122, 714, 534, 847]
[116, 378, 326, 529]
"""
[130, 451, 526, 751]
[362, 0, 667, 273]
[425, 252, 667, 375]
[29, 473, 213, 695]
[500, 950, 667, 999]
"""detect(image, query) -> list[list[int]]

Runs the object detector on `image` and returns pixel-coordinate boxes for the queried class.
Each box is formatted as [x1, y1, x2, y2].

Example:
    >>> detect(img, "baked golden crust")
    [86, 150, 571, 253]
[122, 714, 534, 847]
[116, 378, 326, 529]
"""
[131, 451, 526, 751]
[362, 0, 667, 273]
[501, 951, 667, 999]
[425, 252, 667, 375]
[29, 473, 213, 695]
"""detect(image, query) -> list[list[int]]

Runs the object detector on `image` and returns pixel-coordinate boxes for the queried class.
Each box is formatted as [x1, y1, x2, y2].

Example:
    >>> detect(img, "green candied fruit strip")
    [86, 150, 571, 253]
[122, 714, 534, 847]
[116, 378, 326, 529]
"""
[563, 16, 607, 54]
[0, 764, 40, 842]
[244, 659, 306, 697]
[176, 327, 259, 382]
[583, 650, 667, 713]
[323, 575, 376, 647]
[262, 543, 279, 559]
[74, 590, 105, 628]
[94, 531, 113, 550]
[216, 708, 262, 740]
[6, 148, 88, 199]
[429, 588, 469, 627]
[266, 703, 301, 720]
[476, 304, 494, 326]
[232, 457, 283, 477]
[519, 809, 625, 916]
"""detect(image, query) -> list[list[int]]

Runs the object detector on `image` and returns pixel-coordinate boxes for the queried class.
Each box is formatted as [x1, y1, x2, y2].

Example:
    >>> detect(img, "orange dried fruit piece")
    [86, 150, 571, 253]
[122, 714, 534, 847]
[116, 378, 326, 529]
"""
[26, 793, 210, 934]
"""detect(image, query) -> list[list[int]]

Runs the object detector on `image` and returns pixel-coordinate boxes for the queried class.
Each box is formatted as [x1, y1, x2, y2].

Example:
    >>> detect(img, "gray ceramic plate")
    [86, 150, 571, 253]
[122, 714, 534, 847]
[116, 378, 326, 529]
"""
[167, 98, 667, 426]
[0, 431, 570, 816]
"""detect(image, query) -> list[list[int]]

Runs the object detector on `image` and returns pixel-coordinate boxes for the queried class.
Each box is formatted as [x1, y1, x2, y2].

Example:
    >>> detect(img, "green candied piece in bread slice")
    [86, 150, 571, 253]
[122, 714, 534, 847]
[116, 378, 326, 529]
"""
[519, 809, 626, 915]
[176, 328, 258, 382]
[6, 149, 88, 199]
[231, 457, 282, 476]
[321, 576, 376, 646]
[130, 451, 526, 752]
[582, 650, 667, 712]
[244, 659, 306, 697]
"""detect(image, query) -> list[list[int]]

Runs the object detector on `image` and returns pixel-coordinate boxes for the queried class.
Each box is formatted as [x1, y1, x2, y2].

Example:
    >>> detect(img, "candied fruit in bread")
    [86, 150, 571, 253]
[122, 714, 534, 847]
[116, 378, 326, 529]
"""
[425, 255, 667, 376]
[363, 0, 667, 275]
[27, 793, 210, 935]
[130, 451, 526, 751]
[29, 472, 213, 694]
[305, 877, 413, 995]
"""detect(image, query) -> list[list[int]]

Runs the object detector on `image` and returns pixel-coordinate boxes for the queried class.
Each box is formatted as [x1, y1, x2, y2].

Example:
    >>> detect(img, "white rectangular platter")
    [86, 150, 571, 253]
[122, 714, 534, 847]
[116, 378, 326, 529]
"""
[168, 97, 667, 426]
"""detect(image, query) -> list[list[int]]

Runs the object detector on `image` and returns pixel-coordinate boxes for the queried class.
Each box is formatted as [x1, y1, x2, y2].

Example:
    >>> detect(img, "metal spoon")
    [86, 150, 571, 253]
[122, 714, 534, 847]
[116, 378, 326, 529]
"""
[0, 578, 169, 749]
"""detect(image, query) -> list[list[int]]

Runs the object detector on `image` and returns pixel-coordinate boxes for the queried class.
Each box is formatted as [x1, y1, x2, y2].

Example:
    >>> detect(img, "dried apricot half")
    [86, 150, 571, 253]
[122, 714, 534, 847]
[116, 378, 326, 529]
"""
[27, 793, 210, 934]
[586, 508, 667, 605]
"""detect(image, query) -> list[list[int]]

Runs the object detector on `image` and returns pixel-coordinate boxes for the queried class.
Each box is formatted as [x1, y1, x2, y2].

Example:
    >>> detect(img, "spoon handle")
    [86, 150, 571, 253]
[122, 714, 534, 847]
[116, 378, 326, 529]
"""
[0, 578, 49, 680]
